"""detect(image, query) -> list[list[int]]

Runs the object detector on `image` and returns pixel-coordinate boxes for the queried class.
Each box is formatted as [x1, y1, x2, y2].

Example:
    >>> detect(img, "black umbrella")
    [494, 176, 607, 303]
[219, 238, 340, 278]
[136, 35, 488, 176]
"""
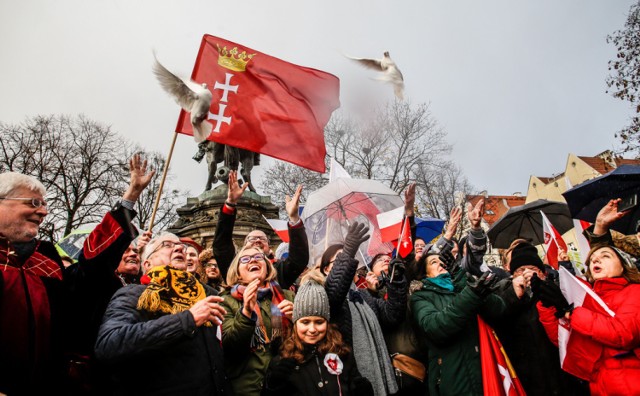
[487, 199, 574, 249]
[562, 164, 640, 234]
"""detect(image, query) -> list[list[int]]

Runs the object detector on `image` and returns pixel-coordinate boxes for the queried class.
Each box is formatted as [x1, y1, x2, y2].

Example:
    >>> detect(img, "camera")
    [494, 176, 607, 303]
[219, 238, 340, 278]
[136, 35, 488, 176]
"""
[618, 193, 638, 213]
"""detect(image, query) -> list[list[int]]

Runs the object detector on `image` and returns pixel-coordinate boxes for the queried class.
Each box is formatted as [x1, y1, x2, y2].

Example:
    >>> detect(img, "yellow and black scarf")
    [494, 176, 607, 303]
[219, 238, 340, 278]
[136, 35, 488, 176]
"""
[137, 265, 209, 323]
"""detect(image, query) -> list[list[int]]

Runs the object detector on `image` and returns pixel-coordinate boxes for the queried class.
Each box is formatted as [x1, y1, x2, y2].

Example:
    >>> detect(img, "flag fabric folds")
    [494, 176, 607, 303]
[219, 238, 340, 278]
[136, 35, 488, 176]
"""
[478, 316, 527, 396]
[176, 35, 341, 173]
[376, 206, 404, 243]
[541, 211, 568, 269]
[396, 217, 412, 259]
[556, 267, 615, 378]
[263, 217, 290, 243]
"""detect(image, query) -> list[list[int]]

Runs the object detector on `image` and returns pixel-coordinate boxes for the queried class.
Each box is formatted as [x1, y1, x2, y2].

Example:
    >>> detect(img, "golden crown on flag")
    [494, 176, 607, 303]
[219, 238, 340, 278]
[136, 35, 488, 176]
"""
[216, 45, 255, 72]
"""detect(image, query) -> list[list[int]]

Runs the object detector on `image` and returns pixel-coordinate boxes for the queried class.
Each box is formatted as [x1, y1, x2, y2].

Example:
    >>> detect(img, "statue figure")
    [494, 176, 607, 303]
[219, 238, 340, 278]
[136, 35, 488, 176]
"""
[193, 141, 260, 193]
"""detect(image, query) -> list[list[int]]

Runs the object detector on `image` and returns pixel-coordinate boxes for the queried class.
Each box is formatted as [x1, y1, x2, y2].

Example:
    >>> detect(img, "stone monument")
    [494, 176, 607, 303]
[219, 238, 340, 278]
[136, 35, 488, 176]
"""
[166, 183, 282, 252]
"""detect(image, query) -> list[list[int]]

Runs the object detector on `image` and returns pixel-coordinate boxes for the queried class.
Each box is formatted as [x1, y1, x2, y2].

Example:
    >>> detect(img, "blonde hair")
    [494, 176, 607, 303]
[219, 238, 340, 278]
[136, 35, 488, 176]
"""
[226, 245, 278, 286]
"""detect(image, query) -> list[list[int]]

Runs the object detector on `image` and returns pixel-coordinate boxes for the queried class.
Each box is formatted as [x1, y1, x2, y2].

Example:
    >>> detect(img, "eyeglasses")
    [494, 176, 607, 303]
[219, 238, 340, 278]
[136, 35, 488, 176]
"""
[247, 235, 269, 243]
[239, 253, 265, 264]
[205, 262, 218, 268]
[147, 240, 186, 258]
[0, 197, 47, 208]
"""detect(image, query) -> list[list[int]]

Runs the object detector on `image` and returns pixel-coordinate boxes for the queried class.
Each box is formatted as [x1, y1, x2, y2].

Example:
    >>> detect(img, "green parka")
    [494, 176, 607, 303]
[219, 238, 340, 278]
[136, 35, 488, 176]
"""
[411, 270, 506, 396]
[220, 288, 295, 396]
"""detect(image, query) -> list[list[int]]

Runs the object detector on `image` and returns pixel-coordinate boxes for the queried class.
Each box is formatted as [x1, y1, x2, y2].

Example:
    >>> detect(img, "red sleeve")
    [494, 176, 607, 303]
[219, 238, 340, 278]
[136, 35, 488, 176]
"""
[221, 204, 236, 215]
[83, 212, 125, 260]
[537, 301, 560, 347]
[570, 286, 640, 350]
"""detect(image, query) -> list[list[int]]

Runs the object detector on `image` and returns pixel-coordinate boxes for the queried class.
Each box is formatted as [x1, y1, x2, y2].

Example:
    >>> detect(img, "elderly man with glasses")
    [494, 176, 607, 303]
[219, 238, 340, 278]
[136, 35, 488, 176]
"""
[0, 155, 157, 394]
[94, 231, 230, 395]
[212, 170, 309, 290]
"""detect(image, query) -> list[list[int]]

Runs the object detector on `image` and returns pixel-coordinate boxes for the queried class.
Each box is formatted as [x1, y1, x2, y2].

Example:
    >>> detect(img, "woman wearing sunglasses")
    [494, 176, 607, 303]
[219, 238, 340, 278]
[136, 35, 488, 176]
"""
[220, 245, 295, 395]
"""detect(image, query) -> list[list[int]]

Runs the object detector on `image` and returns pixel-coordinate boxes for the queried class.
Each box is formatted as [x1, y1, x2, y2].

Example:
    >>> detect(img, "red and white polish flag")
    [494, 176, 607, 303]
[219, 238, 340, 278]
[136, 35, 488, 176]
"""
[541, 211, 568, 269]
[376, 206, 404, 243]
[263, 217, 290, 243]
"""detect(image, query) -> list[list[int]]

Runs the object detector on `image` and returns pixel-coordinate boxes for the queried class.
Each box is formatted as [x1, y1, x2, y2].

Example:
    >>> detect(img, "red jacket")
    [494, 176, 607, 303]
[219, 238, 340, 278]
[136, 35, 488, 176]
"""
[538, 277, 640, 395]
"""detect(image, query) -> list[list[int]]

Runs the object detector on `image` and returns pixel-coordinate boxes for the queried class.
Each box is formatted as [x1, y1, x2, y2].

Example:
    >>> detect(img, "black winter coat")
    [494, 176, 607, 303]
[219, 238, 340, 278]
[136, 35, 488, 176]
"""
[491, 279, 589, 396]
[264, 348, 373, 396]
[324, 252, 406, 347]
[94, 284, 229, 396]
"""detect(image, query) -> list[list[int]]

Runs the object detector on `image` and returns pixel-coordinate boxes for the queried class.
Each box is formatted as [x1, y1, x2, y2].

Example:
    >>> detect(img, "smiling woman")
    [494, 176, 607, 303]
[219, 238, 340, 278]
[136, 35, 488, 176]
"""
[220, 245, 295, 395]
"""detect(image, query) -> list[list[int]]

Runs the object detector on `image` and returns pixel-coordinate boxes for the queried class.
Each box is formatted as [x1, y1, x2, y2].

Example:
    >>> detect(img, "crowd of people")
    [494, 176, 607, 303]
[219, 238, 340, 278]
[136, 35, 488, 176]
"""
[1, 156, 640, 395]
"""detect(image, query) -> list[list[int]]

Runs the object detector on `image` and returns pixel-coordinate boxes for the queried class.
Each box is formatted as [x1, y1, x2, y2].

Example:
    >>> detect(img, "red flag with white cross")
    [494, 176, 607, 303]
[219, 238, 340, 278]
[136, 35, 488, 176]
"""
[175, 35, 340, 173]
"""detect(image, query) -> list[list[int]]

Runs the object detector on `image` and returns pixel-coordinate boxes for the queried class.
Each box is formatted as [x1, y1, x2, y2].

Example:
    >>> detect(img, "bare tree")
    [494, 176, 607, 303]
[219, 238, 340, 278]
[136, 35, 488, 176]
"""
[0, 114, 183, 241]
[260, 159, 328, 216]
[607, 0, 640, 156]
[415, 160, 475, 220]
[261, 101, 473, 218]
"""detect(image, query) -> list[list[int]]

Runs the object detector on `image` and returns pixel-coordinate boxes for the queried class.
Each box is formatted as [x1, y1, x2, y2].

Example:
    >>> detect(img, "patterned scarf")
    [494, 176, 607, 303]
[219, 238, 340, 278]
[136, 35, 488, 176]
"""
[137, 265, 210, 325]
[230, 280, 289, 350]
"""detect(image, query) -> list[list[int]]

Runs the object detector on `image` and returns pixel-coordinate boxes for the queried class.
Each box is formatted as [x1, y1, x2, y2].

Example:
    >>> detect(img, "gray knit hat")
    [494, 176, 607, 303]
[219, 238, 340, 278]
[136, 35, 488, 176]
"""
[293, 279, 330, 322]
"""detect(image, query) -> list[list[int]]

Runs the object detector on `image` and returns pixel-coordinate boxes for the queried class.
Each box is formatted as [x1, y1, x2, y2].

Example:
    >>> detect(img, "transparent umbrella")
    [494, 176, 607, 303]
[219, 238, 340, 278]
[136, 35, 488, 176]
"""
[301, 177, 404, 268]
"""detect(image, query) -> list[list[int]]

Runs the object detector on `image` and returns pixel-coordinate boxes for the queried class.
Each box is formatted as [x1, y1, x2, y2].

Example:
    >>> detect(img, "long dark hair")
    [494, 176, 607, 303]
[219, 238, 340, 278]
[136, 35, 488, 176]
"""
[320, 244, 344, 275]
[280, 322, 351, 364]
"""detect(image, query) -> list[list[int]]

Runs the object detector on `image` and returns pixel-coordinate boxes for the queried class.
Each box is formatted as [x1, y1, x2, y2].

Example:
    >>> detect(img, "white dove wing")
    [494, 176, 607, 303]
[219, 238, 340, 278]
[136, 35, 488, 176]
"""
[349, 56, 384, 71]
[153, 59, 200, 112]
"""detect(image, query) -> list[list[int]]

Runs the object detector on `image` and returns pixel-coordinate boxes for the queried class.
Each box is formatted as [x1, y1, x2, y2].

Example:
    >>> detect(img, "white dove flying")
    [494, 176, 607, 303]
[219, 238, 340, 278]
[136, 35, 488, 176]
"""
[152, 55, 213, 142]
[347, 51, 404, 100]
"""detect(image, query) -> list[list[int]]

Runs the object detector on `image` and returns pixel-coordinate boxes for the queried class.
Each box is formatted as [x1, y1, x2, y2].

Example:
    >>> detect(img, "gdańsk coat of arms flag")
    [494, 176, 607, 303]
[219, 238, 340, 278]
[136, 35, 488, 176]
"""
[175, 35, 341, 173]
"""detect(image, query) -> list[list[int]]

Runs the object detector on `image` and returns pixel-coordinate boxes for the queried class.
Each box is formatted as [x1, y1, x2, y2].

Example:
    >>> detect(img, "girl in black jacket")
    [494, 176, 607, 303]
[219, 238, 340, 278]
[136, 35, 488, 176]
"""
[264, 272, 373, 396]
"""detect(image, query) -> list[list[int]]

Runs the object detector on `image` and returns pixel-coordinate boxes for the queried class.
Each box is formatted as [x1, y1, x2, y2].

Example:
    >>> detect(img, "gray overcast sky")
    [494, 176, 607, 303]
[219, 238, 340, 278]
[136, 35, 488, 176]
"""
[0, 1, 635, 198]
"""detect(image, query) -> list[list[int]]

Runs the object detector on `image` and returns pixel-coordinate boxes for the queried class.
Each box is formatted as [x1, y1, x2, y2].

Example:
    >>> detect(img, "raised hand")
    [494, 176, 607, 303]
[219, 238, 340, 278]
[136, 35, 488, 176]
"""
[467, 199, 485, 229]
[342, 222, 370, 258]
[123, 153, 155, 202]
[285, 185, 303, 223]
[227, 170, 249, 205]
[594, 199, 628, 235]
[444, 206, 463, 240]
[137, 231, 153, 253]
[404, 182, 416, 216]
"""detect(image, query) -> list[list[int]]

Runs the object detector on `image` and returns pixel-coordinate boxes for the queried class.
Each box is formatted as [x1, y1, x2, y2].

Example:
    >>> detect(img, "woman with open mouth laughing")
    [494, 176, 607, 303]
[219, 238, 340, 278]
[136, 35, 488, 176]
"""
[536, 244, 640, 395]
[220, 245, 295, 395]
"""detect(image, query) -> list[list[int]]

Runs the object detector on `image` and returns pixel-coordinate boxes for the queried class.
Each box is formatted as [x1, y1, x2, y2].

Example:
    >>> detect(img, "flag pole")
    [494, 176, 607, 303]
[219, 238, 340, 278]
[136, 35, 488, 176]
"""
[148, 131, 178, 232]
[394, 216, 407, 259]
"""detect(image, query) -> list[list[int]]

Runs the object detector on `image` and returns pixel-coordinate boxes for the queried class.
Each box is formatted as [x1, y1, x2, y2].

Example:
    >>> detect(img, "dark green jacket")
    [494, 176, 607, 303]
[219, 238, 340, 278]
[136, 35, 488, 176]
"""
[220, 289, 295, 396]
[411, 270, 505, 396]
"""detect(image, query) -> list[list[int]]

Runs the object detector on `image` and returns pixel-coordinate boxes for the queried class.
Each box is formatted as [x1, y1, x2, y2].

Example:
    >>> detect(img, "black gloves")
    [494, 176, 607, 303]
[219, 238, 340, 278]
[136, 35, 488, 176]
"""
[530, 273, 573, 318]
[343, 222, 370, 258]
[467, 271, 499, 298]
[266, 358, 297, 388]
[388, 257, 406, 282]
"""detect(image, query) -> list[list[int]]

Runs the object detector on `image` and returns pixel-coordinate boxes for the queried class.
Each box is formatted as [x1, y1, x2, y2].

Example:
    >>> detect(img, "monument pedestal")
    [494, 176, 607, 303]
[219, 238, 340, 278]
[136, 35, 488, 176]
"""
[167, 184, 281, 251]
